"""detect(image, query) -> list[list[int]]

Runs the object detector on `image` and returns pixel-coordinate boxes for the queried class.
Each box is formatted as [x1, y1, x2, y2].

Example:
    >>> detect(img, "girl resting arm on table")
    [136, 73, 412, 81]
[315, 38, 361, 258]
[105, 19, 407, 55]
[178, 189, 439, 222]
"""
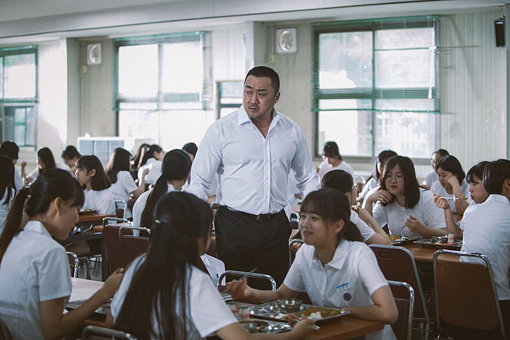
[0, 169, 122, 339]
[227, 189, 398, 340]
[106, 191, 313, 340]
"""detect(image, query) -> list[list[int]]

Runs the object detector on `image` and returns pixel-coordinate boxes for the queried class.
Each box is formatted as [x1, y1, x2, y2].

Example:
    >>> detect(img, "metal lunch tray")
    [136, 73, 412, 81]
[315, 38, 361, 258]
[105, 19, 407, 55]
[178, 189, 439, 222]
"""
[240, 318, 292, 333]
[247, 301, 350, 324]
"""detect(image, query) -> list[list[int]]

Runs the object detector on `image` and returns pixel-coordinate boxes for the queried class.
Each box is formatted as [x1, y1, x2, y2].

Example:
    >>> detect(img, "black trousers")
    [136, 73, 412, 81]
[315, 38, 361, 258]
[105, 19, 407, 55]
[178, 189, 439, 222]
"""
[215, 206, 291, 289]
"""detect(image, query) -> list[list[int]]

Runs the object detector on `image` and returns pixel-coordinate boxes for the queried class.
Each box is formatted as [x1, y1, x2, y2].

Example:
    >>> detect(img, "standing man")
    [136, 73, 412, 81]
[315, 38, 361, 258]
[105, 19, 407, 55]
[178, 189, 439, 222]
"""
[188, 66, 319, 286]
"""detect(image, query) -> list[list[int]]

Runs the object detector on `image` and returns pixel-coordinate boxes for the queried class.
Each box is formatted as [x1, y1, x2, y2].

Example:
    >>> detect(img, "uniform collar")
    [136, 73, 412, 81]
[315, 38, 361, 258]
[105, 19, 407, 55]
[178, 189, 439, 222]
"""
[312, 239, 349, 270]
[486, 194, 510, 204]
[23, 220, 52, 239]
[167, 183, 176, 192]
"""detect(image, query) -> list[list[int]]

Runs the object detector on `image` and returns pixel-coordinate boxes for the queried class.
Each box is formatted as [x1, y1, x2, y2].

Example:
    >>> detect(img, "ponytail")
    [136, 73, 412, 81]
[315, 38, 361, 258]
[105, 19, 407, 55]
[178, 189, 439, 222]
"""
[0, 188, 30, 263]
[140, 176, 167, 228]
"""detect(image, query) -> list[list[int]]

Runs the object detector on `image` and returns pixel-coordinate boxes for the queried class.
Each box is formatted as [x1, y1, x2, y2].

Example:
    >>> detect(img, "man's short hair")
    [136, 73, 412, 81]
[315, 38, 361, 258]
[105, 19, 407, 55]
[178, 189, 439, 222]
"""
[0, 141, 19, 160]
[245, 66, 280, 93]
[483, 159, 510, 194]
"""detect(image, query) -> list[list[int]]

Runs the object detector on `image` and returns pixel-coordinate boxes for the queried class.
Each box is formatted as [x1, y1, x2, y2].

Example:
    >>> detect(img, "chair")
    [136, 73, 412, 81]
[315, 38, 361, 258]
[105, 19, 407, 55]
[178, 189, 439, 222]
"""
[388, 280, 415, 340]
[66, 251, 79, 278]
[119, 226, 151, 268]
[103, 217, 131, 273]
[289, 238, 303, 264]
[369, 244, 430, 339]
[81, 325, 137, 340]
[217, 270, 277, 291]
[433, 249, 507, 340]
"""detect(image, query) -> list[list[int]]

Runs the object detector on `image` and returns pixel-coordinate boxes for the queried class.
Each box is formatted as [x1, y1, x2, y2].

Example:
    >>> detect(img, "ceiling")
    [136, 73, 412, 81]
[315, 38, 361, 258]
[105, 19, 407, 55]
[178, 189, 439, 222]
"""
[0, 0, 508, 44]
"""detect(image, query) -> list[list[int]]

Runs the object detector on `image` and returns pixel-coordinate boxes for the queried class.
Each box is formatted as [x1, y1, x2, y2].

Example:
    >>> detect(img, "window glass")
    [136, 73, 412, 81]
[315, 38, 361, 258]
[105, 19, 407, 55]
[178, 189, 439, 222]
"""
[3, 106, 36, 146]
[161, 41, 202, 95]
[4, 54, 36, 98]
[118, 44, 158, 98]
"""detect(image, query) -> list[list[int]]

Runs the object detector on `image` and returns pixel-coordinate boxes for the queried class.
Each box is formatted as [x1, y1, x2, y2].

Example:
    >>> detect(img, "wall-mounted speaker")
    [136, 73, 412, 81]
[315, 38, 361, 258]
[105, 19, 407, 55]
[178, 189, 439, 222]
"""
[495, 18, 505, 47]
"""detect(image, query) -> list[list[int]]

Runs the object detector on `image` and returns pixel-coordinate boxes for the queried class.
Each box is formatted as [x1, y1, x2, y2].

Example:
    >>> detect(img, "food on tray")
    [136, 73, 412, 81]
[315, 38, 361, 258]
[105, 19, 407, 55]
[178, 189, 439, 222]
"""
[301, 306, 341, 318]
[389, 234, 400, 241]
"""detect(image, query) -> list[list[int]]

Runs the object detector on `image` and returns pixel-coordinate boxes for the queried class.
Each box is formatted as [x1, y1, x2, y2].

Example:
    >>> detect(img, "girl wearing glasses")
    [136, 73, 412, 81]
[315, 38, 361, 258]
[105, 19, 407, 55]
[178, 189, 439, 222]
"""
[370, 156, 446, 238]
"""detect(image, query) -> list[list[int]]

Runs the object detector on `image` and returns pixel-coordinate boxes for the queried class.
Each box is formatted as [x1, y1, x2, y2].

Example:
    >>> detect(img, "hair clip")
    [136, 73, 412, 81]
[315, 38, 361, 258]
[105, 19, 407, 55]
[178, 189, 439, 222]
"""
[154, 219, 161, 224]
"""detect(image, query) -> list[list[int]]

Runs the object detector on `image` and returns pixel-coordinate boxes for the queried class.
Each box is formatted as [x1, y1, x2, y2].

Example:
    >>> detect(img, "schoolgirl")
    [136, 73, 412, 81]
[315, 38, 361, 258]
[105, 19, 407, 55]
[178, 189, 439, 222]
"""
[227, 188, 397, 340]
[430, 155, 470, 216]
[137, 144, 164, 186]
[105, 148, 147, 217]
[133, 149, 191, 227]
[367, 156, 446, 238]
[0, 169, 122, 339]
[321, 169, 391, 246]
[21, 146, 56, 185]
[61, 145, 82, 174]
[317, 141, 354, 179]
[0, 156, 16, 233]
[75, 155, 115, 215]
[358, 150, 397, 204]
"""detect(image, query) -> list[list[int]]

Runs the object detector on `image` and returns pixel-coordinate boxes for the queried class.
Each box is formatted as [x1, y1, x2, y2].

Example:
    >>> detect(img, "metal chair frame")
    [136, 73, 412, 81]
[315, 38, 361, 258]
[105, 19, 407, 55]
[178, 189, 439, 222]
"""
[388, 280, 415, 340]
[433, 249, 507, 340]
[118, 226, 151, 238]
[217, 270, 277, 291]
[66, 251, 79, 278]
[81, 325, 137, 340]
[289, 238, 304, 266]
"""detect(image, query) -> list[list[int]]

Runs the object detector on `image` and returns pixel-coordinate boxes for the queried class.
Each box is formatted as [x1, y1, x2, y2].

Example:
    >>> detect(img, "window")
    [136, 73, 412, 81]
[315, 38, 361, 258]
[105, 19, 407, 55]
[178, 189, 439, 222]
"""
[0, 46, 37, 146]
[313, 17, 439, 159]
[116, 32, 213, 149]
[217, 80, 243, 119]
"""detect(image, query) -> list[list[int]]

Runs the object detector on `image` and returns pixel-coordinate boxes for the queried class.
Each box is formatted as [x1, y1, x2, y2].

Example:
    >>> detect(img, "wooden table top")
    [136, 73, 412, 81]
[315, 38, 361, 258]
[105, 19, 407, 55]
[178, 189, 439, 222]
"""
[78, 213, 115, 224]
[403, 243, 460, 263]
[305, 316, 383, 340]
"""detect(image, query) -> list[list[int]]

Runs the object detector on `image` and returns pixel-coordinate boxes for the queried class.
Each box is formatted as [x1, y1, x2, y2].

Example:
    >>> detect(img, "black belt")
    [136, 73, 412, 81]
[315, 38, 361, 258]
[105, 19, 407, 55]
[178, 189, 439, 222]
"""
[224, 207, 284, 221]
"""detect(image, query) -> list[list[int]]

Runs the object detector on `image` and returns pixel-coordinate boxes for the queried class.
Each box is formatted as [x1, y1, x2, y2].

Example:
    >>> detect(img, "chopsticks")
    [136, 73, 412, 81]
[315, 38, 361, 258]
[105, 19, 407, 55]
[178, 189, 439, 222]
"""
[238, 267, 258, 281]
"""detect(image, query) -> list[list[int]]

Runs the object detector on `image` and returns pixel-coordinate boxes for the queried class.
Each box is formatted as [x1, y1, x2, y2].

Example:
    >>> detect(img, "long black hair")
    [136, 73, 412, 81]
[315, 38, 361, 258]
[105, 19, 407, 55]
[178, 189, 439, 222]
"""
[76, 155, 111, 191]
[132, 143, 149, 172]
[322, 141, 343, 161]
[115, 191, 212, 339]
[140, 149, 191, 227]
[467, 161, 490, 183]
[300, 188, 363, 242]
[140, 144, 163, 168]
[37, 147, 56, 175]
[373, 150, 398, 181]
[105, 148, 131, 184]
[0, 156, 16, 206]
[0, 169, 84, 264]
[380, 156, 421, 209]
[483, 159, 510, 195]
[61, 145, 81, 161]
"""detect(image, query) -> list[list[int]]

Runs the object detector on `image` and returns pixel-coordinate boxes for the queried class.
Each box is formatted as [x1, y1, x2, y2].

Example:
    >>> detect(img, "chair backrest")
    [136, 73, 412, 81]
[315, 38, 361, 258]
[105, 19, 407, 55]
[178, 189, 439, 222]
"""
[388, 280, 415, 340]
[66, 251, 79, 278]
[433, 249, 506, 338]
[369, 244, 429, 322]
[289, 238, 303, 264]
[119, 226, 151, 268]
[81, 325, 137, 340]
[217, 270, 277, 291]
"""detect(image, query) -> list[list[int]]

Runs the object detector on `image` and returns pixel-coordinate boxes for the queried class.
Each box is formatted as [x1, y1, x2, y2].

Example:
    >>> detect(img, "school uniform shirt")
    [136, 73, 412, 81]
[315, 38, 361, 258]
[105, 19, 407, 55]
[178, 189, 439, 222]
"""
[361, 185, 381, 210]
[132, 183, 176, 227]
[0, 188, 15, 234]
[430, 179, 471, 214]
[284, 240, 395, 340]
[459, 194, 510, 300]
[83, 187, 115, 215]
[358, 177, 378, 202]
[373, 188, 445, 238]
[138, 158, 162, 186]
[317, 159, 354, 179]
[110, 170, 138, 218]
[424, 171, 438, 188]
[110, 255, 237, 339]
[351, 210, 375, 242]
[0, 220, 72, 339]
[14, 166, 24, 191]
[200, 254, 225, 286]
[188, 106, 320, 215]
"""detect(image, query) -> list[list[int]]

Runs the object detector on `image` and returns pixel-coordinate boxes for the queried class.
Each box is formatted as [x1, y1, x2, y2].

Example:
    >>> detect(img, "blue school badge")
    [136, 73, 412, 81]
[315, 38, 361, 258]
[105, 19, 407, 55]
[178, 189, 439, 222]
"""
[336, 283, 352, 301]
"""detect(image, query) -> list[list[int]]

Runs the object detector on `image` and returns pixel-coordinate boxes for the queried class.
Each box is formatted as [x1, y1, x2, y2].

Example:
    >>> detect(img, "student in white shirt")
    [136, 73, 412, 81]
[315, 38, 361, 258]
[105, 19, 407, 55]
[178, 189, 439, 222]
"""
[321, 169, 391, 246]
[0, 156, 16, 234]
[108, 191, 313, 339]
[0, 169, 122, 339]
[367, 156, 446, 238]
[20, 146, 57, 185]
[358, 150, 397, 204]
[435, 159, 510, 334]
[0, 141, 24, 191]
[105, 147, 147, 218]
[61, 145, 82, 175]
[430, 155, 470, 216]
[75, 155, 115, 215]
[423, 148, 449, 190]
[133, 149, 191, 227]
[317, 141, 354, 179]
[137, 144, 164, 186]
[227, 188, 397, 340]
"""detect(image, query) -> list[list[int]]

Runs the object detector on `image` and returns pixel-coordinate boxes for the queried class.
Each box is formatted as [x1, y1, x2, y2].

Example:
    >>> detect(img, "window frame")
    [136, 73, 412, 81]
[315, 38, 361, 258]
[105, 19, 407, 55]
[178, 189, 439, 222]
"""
[312, 16, 440, 164]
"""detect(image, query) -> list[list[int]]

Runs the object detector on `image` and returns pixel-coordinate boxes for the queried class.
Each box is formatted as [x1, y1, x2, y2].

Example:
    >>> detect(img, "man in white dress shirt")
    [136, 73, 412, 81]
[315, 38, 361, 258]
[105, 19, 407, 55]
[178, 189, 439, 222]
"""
[188, 66, 319, 287]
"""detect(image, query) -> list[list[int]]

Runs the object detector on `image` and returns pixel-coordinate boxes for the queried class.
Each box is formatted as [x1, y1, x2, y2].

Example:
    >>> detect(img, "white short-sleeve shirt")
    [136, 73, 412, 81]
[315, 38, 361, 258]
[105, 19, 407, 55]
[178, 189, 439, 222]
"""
[284, 241, 395, 340]
[110, 171, 138, 202]
[110, 255, 237, 339]
[373, 188, 445, 238]
[350, 210, 375, 242]
[459, 194, 510, 300]
[14, 166, 24, 191]
[132, 183, 176, 227]
[424, 171, 438, 188]
[0, 220, 72, 339]
[83, 187, 115, 215]
[318, 159, 354, 179]
[138, 158, 162, 186]
[430, 180, 471, 214]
